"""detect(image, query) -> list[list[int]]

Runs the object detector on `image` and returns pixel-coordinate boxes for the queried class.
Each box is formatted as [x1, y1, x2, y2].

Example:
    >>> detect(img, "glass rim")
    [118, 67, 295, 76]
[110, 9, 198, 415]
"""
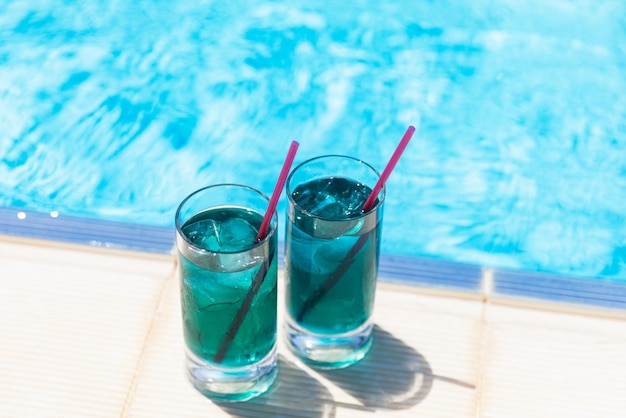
[286, 154, 385, 222]
[175, 183, 277, 255]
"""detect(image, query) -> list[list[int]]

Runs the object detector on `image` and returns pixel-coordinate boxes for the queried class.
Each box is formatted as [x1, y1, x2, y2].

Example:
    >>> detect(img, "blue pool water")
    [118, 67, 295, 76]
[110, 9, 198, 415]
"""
[1, 1, 625, 282]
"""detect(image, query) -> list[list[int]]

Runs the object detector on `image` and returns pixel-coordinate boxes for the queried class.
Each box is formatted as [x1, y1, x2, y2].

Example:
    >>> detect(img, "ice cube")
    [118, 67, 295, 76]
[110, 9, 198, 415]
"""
[216, 251, 264, 273]
[338, 180, 371, 217]
[294, 177, 371, 220]
[315, 195, 350, 219]
[312, 240, 354, 273]
[218, 217, 257, 252]
[183, 218, 221, 251]
[186, 276, 241, 312]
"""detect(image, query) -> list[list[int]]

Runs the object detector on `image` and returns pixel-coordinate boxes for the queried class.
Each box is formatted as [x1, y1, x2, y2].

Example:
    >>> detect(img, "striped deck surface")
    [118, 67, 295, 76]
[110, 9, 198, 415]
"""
[1, 235, 625, 417]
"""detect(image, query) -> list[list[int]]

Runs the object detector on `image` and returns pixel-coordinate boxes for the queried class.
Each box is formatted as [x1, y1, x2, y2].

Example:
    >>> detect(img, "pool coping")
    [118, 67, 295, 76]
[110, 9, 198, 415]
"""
[2, 206, 625, 313]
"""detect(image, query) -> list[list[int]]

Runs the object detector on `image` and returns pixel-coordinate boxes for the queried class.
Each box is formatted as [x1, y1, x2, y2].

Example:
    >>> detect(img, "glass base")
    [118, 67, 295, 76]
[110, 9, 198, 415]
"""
[185, 345, 277, 402]
[284, 318, 373, 369]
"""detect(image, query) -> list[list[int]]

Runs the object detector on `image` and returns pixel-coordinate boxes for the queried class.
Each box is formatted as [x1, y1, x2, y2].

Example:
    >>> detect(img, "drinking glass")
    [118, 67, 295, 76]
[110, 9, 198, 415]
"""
[284, 155, 384, 368]
[175, 184, 278, 401]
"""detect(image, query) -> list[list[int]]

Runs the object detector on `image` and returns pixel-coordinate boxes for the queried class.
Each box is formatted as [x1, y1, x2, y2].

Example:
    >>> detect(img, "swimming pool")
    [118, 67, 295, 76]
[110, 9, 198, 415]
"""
[1, 1, 625, 289]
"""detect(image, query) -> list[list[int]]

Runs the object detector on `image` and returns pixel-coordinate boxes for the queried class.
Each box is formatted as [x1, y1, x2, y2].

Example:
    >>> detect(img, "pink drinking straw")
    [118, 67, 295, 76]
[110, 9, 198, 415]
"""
[297, 125, 416, 321]
[214, 140, 299, 363]
[255, 140, 300, 243]
[361, 125, 416, 212]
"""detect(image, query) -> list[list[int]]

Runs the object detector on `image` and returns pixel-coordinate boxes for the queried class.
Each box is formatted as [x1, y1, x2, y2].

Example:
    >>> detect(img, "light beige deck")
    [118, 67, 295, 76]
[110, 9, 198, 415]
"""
[1, 236, 625, 417]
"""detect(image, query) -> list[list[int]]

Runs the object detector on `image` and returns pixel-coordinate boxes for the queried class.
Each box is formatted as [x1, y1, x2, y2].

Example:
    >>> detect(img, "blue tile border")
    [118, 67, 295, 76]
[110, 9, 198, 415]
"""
[0, 207, 175, 254]
[493, 269, 626, 311]
[378, 253, 483, 292]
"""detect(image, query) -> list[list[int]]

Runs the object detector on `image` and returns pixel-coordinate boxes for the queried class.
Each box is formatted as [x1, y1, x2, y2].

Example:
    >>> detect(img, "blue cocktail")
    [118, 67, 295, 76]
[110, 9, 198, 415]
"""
[176, 184, 278, 401]
[284, 156, 384, 368]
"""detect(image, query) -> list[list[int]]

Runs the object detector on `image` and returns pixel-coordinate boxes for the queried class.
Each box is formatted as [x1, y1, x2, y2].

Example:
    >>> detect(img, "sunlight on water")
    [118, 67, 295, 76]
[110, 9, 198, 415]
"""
[0, 0, 625, 279]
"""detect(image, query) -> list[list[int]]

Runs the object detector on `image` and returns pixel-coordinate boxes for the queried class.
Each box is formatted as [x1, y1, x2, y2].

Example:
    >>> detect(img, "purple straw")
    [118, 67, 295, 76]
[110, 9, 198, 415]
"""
[362, 125, 416, 212]
[297, 125, 416, 321]
[214, 140, 300, 363]
[255, 140, 300, 243]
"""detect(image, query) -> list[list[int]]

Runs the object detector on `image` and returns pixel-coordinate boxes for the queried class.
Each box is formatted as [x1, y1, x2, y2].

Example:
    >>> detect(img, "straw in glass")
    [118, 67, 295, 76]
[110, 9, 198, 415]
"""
[296, 126, 415, 322]
[214, 140, 300, 363]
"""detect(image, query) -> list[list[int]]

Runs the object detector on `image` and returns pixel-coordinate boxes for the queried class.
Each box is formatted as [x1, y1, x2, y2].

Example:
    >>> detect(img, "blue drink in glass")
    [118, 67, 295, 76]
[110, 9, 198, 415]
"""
[176, 185, 277, 401]
[284, 156, 384, 368]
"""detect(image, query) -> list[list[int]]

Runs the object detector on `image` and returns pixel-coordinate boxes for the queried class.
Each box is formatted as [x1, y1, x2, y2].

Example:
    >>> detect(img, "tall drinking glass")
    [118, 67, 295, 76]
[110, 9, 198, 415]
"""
[175, 184, 278, 401]
[284, 155, 384, 368]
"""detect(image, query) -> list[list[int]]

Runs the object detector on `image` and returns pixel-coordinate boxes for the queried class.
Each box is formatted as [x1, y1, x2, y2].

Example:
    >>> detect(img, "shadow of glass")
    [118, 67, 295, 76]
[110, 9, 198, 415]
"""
[215, 355, 336, 418]
[318, 325, 434, 410]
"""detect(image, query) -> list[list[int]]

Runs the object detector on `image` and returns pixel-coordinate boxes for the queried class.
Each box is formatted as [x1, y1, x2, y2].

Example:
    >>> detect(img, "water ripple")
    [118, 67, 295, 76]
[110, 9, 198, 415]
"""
[0, 0, 625, 279]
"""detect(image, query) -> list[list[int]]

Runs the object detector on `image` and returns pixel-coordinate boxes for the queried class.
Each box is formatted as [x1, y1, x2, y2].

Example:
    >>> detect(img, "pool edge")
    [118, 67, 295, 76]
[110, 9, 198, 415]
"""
[2, 206, 625, 314]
